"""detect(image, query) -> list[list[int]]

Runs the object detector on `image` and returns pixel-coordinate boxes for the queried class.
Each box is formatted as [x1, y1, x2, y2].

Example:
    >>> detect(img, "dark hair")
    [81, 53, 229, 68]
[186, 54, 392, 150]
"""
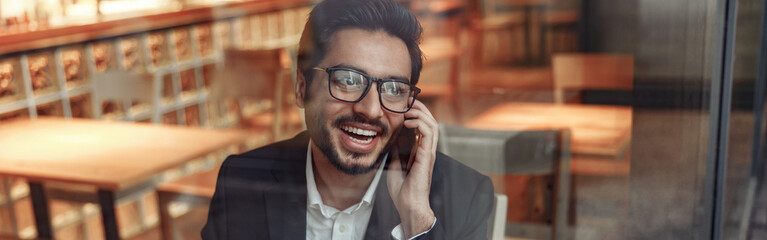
[297, 0, 424, 92]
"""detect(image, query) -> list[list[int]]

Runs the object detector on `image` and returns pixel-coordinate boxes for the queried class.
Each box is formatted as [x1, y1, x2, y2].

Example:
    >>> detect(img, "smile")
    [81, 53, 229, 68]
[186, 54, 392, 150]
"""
[341, 125, 377, 143]
[337, 123, 381, 153]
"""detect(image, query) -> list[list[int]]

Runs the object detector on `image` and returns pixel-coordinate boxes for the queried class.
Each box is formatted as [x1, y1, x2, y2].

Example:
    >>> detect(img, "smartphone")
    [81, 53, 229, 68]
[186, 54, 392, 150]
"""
[392, 127, 421, 173]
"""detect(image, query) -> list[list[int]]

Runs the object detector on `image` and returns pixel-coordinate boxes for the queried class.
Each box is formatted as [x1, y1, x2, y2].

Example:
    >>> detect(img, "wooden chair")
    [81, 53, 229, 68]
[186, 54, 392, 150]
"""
[540, 9, 579, 60]
[469, 0, 528, 66]
[438, 124, 571, 240]
[91, 70, 155, 120]
[156, 167, 218, 240]
[210, 48, 304, 141]
[37, 70, 157, 239]
[551, 53, 633, 104]
[0, 178, 29, 239]
[419, 37, 463, 123]
[416, 1, 468, 123]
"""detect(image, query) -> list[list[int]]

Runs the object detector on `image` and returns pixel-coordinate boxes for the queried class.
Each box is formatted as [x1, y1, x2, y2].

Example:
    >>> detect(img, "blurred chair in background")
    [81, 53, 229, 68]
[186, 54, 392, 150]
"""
[419, 37, 463, 123]
[539, 6, 579, 62]
[415, 0, 467, 123]
[210, 48, 304, 143]
[156, 167, 219, 240]
[154, 47, 306, 240]
[92, 70, 155, 120]
[438, 124, 571, 240]
[551, 53, 633, 104]
[0, 178, 30, 239]
[469, 0, 528, 67]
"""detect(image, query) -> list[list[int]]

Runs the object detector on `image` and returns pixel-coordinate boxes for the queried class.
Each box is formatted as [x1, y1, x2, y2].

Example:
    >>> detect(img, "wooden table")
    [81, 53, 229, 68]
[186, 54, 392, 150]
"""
[0, 117, 244, 240]
[466, 102, 632, 175]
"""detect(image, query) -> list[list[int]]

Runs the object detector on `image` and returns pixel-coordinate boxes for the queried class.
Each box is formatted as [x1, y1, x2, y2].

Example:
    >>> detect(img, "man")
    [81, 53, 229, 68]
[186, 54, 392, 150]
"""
[202, 0, 494, 239]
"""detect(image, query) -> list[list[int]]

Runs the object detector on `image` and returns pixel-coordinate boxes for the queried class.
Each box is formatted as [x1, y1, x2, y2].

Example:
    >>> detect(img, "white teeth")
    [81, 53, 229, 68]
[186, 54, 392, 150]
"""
[349, 136, 373, 144]
[341, 126, 377, 137]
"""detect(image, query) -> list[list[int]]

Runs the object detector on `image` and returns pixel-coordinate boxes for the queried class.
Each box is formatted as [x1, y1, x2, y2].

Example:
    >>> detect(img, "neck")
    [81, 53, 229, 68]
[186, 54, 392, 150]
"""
[311, 143, 378, 210]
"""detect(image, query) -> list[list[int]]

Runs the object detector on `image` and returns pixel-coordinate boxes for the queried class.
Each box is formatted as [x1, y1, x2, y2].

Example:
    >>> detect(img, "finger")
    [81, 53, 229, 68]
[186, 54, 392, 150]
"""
[404, 108, 439, 134]
[403, 114, 439, 152]
[403, 119, 435, 151]
[408, 100, 437, 122]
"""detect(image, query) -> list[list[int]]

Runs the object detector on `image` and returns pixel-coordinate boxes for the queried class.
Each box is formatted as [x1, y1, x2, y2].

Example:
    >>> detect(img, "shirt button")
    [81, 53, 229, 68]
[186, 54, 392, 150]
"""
[339, 225, 347, 233]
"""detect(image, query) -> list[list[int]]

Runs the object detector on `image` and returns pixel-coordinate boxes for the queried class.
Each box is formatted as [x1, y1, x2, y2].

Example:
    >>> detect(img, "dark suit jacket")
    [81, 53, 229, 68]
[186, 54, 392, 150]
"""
[202, 131, 495, 240]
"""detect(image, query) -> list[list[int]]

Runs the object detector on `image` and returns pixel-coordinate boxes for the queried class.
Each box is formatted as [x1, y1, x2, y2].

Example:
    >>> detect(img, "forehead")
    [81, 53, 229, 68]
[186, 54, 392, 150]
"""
[320, 28, 411, 81]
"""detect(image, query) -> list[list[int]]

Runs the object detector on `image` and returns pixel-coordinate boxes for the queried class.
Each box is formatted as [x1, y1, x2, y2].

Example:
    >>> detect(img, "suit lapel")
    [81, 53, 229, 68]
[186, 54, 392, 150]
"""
[365, 168, 400, 240]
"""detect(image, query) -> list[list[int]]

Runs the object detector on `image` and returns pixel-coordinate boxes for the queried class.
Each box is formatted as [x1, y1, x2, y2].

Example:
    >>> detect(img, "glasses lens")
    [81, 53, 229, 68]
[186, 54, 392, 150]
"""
[380, 81, 413, 112]
[327, 68, 415, 113]
[329, 69, 368, 101]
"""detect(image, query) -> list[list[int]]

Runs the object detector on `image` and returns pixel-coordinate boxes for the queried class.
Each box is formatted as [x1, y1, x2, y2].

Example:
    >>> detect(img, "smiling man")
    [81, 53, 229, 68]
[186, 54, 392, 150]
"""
[202, 0, 494, 239]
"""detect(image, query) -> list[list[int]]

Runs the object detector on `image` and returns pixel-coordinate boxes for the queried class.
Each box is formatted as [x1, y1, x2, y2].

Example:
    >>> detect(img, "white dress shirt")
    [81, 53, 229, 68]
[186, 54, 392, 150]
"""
[305, 141, 434, 240]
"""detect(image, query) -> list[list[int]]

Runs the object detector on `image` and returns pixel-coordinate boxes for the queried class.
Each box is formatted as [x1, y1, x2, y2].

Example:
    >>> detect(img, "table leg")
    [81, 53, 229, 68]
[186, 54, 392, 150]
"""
[29, 182, 53, 239]
[98, 190, 121, 240]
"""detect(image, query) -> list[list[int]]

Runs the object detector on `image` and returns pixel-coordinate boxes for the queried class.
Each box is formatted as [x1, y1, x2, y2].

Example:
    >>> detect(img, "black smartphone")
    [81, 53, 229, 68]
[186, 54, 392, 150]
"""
[393, 127, 421, 173]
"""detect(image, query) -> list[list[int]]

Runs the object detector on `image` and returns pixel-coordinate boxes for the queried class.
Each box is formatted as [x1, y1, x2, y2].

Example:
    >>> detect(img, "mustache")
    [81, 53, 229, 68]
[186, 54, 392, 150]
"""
[332, 114, 389, 136]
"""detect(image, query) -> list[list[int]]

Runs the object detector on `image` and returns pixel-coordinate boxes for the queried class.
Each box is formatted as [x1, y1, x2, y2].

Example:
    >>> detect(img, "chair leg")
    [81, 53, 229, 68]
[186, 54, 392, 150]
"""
[157, 192, 177, 240]
[2, 178, 19, 237]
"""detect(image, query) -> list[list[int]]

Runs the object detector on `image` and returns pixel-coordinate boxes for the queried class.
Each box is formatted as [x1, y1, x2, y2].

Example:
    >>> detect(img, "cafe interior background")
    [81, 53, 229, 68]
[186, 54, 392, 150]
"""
[0, 0, 765, 239]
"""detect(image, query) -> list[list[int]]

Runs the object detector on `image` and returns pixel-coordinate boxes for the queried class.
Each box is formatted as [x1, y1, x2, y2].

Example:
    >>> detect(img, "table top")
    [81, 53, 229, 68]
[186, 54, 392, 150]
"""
[465, 102, 632, 157]
[0, 117, 244, 190]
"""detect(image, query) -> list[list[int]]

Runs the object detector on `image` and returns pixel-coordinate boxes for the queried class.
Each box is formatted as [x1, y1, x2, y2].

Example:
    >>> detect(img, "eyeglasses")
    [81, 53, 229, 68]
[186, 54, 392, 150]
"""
[313, 67, 420, 113]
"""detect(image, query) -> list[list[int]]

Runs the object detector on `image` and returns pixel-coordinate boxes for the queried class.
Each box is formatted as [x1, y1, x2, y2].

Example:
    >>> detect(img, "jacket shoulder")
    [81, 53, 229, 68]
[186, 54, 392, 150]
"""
[222, 131, 309, 170]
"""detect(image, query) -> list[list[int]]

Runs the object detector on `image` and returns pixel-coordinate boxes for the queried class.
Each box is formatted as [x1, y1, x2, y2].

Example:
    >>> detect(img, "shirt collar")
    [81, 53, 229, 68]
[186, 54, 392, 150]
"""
[305, 140, 387, 215]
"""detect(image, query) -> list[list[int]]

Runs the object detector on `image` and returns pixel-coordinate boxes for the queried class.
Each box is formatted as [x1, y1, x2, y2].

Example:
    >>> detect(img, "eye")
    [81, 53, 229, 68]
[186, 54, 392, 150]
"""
[382, 82, 409, 96]
[334, 71, 364, 87]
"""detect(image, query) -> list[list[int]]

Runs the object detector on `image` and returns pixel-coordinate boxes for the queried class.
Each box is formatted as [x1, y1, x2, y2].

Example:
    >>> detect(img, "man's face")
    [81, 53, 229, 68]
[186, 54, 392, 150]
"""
[297, 28, 411, 175]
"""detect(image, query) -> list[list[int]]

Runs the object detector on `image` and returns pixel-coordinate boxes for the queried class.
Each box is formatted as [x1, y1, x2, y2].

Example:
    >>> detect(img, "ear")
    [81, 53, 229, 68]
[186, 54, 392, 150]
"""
[295, 69, 307, 108]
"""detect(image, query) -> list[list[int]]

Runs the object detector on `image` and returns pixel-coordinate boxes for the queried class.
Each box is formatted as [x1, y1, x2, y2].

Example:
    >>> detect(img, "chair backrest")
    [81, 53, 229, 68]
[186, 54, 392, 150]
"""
[488, 193, 508, 240]
[92, 70, 154, 103]
[210, 48, 292, 101]
[438, 124, 571, 240]
[209, 48, 295, 129]
[438, 124, 560, 175]
[551, 53, 633, 103]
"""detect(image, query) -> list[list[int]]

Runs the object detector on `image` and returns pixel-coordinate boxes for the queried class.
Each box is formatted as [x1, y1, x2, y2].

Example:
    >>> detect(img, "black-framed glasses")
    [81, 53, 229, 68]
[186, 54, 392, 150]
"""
[313, 67, 421, 113]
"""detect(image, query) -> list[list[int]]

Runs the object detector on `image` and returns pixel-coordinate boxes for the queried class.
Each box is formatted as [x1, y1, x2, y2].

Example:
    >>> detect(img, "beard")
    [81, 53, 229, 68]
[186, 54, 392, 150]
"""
[312, 114, 391, 175]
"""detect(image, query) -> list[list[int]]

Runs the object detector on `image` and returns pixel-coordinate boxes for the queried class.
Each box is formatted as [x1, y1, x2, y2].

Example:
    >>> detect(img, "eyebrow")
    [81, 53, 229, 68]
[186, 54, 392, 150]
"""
[330, 63, 410, 82]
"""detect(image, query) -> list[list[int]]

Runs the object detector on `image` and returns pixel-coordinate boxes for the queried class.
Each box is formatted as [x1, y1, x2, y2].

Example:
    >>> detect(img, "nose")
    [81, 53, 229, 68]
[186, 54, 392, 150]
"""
[352, 83, 385, 120]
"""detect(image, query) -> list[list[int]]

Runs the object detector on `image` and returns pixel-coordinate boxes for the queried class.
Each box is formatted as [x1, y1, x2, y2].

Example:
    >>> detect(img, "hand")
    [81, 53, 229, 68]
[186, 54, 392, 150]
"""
[387, 100, 438, 238]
